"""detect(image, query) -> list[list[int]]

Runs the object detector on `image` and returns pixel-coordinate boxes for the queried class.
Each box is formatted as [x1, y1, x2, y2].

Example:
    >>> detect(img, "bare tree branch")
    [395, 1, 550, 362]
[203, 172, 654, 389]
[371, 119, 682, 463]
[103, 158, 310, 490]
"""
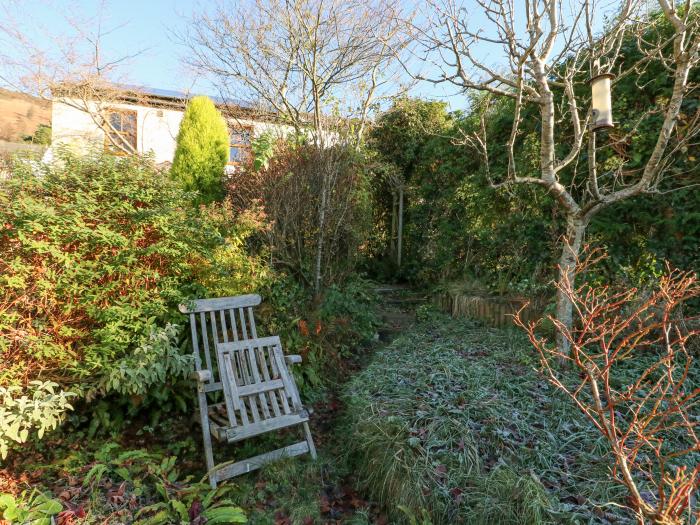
[415, 0, 699, 353]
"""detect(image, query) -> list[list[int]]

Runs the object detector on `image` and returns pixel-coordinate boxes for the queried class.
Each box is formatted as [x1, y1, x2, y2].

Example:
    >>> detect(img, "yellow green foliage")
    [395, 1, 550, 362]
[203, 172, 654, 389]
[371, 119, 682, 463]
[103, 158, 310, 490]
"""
[170, 96, 229, 203]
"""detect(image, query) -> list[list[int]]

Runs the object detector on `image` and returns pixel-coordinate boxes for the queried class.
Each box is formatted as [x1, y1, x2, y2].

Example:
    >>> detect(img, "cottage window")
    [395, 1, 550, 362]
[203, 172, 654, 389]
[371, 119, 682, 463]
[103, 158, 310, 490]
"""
[104, 109, 137, 154]
[228, 127, 252, 165]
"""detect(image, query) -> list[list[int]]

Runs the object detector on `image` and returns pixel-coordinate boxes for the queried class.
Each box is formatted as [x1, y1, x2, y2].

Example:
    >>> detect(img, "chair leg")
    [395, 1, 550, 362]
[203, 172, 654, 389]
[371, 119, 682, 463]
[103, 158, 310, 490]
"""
[197, 390, 217, 488]
[303, 422, 317, 460]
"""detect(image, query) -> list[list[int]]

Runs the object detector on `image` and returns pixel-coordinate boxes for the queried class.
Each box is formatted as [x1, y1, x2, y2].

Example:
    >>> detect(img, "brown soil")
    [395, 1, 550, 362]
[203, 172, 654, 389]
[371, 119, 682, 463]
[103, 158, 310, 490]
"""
[0, 88, 51, 142]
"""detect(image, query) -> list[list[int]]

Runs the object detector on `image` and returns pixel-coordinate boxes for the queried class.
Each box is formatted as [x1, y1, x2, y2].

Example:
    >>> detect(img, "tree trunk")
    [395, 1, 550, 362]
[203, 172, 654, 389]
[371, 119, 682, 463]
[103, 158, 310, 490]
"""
[312, 82, 325, 296]
[555, 214, 587, 355]
[390, 191, 397, 260]
[314, 163, 328, 295]
[397, 186, 404, 269]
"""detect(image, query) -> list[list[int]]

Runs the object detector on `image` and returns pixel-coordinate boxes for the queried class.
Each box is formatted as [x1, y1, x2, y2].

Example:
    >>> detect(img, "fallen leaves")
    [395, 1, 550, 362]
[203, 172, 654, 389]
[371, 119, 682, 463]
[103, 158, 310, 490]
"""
[55, 505, 85, 525]
[449, 487, 464, 504]
[106, 481, 126, 506]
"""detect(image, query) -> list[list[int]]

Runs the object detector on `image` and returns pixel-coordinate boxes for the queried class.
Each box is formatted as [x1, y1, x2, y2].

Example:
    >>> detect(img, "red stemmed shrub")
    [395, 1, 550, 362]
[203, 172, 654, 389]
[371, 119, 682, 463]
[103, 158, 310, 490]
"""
[516, 250, 699, 524]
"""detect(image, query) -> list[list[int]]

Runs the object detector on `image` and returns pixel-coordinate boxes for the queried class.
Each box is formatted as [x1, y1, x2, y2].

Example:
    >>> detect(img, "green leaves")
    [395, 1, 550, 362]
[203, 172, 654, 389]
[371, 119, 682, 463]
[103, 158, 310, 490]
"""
[203, 505, 248, 524]
[251, 132, 276, 171]
[0, 381, 75, 459]
[134, 470, 247, 525]
[0, 490, 62, 524]
[94, 323, 192, 397]
[0, 152, 263, 446]
[171, 96, 230, 204]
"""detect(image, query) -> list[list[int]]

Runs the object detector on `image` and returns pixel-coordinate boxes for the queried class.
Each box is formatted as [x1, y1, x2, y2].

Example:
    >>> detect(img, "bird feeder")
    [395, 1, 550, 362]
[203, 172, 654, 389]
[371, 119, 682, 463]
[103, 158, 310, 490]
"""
[589, 73, 614, 130]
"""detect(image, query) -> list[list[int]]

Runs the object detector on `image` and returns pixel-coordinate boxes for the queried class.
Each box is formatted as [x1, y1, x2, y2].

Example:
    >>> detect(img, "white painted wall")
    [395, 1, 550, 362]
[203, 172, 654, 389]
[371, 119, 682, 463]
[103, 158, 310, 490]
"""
[51, 97, 293, 165]
[51, 99, 105, 155]
[51, 98, 184, 163]
[138, 105, 184, 163]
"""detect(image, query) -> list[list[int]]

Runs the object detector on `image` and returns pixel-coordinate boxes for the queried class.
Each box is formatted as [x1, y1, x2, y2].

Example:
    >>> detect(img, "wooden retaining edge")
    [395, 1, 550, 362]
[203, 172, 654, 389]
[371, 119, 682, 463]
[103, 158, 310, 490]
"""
[436, 292, 544, 328]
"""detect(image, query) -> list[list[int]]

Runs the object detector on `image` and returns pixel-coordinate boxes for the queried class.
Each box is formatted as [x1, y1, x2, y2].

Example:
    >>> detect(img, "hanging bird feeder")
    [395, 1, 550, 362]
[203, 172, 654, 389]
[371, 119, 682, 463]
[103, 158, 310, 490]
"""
[589, 73, 614, 130]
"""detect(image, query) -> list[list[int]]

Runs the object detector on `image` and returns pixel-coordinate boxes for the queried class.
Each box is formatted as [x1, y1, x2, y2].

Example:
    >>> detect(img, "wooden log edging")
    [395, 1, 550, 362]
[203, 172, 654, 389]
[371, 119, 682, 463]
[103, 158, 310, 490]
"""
[436, 292, 544, 329]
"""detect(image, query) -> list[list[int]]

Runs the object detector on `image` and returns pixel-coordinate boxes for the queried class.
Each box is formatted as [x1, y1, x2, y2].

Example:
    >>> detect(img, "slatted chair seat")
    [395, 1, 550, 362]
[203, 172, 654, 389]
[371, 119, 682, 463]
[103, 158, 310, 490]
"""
[179, 295, 316, 487]
[206, 403, 309, 442]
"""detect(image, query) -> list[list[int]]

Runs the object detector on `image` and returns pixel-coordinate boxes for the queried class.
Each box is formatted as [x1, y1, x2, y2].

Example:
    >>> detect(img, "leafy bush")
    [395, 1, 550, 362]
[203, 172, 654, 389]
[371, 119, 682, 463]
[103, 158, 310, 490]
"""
[317, 278, 379, 354]
[78, 443, 247, 525]
[368, 98, 556, 291]
[0, 381, 75, 458]
[24, 124, 52, 145]
[227, 140, 374, 289]
[0, 490, 62, 525]
[4, 440, 247, 525]
[94, 323, 192, 398]
[0, 152, 269, 445]
[259, 275, 379, 393]
[170, 96, 229, 204]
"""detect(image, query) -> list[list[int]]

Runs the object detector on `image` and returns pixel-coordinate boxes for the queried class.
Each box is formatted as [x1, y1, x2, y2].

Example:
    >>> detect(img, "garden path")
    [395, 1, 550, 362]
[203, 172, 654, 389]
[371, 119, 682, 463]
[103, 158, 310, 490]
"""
[287, 284, 425, 524]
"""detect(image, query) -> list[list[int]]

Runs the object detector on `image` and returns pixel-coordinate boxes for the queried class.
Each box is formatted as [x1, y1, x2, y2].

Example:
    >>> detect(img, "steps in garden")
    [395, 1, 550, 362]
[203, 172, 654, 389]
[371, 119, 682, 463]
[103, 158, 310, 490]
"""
[374, 285, 424, 341]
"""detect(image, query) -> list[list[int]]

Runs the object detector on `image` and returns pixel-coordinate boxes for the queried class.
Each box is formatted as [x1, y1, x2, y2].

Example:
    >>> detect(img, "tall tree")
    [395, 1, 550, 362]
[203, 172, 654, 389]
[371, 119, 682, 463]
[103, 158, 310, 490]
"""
[182, 0, 408, 292]
[171, 96, 229, 204]
[415, 0, 699, 352]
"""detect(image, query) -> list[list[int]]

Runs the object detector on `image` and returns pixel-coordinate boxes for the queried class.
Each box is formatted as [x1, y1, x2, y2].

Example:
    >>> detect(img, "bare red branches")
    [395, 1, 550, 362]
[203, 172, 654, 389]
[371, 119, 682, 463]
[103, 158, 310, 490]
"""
[515, 251, 699, 524]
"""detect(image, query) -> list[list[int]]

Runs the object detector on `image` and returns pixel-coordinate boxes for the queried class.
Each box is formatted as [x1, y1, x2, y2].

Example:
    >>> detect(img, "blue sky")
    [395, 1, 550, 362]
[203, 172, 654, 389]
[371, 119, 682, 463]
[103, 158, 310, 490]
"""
[1, 0, 615, 111]
[1, 0, 472, 108]
[2, 0, 198, 92]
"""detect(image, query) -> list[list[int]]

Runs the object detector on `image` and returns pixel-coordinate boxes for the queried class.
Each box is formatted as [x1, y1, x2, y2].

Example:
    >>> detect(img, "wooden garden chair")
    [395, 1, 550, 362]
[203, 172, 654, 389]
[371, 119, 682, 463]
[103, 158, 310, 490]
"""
[179, 295, 316, 487]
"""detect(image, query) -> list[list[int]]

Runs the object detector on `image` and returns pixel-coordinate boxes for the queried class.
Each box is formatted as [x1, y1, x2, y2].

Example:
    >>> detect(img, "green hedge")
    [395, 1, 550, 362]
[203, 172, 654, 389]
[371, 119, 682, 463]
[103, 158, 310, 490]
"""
[1, 153, 223, 393]
[0, 151, 378, 453]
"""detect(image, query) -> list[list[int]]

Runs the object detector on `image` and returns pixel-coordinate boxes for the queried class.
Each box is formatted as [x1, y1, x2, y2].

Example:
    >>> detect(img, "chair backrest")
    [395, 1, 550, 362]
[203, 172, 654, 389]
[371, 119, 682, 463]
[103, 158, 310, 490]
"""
[217, 336, 303, 431]
[179, 294, 262, 392]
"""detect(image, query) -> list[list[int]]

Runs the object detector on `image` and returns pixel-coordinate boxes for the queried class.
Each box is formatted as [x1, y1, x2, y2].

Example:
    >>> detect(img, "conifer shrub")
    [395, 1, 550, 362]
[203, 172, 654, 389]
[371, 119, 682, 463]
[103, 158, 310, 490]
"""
[170, 96, 229, 203]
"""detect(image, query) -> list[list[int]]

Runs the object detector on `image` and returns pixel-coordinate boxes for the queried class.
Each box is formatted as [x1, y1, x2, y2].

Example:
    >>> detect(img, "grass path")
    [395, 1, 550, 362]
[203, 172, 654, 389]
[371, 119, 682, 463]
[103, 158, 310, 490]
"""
[216, 284, 426, 524]
[342, 313, 631, 525]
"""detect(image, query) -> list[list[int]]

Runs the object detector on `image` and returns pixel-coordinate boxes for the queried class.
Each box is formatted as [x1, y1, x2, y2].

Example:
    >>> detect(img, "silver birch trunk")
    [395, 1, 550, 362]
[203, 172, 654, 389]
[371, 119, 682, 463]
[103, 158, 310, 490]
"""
[313, 154, 328, 295]
[390, 192, 397, 260]
[555, 215, 587, 355]
[397, 186, 404, 268]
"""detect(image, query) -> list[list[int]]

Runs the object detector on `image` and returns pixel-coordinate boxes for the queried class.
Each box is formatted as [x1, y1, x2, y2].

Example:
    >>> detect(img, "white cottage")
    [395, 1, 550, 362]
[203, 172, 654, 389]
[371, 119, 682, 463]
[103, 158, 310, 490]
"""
[50, 85, 290, 167]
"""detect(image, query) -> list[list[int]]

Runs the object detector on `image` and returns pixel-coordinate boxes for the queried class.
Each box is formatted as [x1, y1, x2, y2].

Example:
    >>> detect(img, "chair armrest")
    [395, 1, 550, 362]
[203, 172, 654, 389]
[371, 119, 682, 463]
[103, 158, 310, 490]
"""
[191, 369, 212, 382]
[285, 355, 303, 365]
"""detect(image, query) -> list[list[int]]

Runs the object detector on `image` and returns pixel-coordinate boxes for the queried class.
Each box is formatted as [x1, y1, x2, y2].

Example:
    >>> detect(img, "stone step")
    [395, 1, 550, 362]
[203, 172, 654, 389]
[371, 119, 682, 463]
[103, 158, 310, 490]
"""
[382, 296, 426, 305]
[374, 285, 411, 293]
[380, 310, 415, 320]
[375, 284, 422, 342]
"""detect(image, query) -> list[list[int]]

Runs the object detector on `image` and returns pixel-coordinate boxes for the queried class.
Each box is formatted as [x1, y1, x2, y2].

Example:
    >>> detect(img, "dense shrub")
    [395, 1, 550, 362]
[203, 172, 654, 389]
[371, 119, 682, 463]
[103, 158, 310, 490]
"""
[0, 148, 380, 449]
[368, 99, 556, 292]
[224, 136, 381, 391]
[24, 124, 52, 145]
[0, 152, 269, 447]
[368, 15, 699, 293]
[280, 276, 379, 392]
[216, 271, 380, 395]
[227, 139, 374, 289]
[0, 382, 75, 458]
[170, 96, 229, 204]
